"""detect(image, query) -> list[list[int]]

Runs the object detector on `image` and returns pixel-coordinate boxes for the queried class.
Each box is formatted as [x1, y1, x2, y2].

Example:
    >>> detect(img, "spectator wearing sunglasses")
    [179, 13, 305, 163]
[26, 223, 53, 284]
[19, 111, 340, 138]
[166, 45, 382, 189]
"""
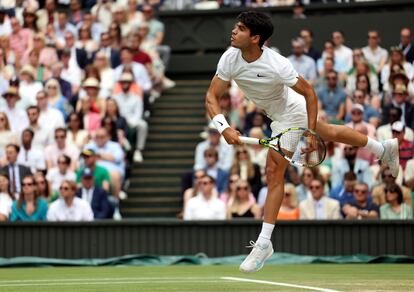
[380, 183, 412, 219]
[47, 180, 93, 221]
[10, 175, 48, 221]
[227, 180, 261, 219]
[183, 175, 226, 220]
[342, 182, 379, 219]
[299, 177, 340, 219]
[371, 167, 412, 207]
[46, 154, 76, 194]
[277, 183, 299, 220]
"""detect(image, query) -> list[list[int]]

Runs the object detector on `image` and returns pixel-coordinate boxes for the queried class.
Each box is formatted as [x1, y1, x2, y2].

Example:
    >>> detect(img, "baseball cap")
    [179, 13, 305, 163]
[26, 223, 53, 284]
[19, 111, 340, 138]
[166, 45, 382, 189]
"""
[351, 103, 364, 113]
[81, 167, 94, 178]
[81, 149, 96, 157]
[391, 121, 404, 133]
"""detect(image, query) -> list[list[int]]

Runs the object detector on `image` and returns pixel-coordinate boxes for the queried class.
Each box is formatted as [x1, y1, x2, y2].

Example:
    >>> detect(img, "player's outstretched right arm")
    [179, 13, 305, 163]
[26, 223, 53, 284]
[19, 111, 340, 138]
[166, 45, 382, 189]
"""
[206, 75, 242, 145]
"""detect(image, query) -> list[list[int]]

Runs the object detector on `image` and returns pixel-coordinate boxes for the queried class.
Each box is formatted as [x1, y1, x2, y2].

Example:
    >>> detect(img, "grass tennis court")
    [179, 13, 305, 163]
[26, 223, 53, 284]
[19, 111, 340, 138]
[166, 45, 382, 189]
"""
[0, 264, 413, 291]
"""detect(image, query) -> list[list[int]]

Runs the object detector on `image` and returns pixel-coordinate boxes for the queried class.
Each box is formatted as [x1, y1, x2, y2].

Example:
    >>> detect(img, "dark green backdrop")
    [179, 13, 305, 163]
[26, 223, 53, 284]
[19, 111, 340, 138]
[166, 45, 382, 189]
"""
[158, 1, 414, 74]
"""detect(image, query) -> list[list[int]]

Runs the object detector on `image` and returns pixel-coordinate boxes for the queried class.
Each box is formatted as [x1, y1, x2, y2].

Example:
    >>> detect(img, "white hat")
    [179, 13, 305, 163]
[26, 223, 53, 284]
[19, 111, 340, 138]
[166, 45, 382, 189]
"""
[391, 121, 405, 133]
[20, 65, 35, 78]
[119, 72, 134, 83]
[82, 78, 100, 88]
[351, 103, 364, 113]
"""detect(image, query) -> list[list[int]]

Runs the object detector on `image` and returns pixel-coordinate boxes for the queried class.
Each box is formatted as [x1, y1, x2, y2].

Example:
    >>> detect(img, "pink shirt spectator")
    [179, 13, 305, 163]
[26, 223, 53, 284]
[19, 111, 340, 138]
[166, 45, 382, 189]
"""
[44, 142, 80, 171]
[10, 28, 33, 58]
[21, 47, 58, 67]
[83, 112, 101, 134]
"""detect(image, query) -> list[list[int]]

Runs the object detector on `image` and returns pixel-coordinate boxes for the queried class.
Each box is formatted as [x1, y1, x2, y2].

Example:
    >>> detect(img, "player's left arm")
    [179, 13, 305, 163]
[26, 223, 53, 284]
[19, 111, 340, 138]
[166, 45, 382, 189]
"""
[290, 76, 318, 131]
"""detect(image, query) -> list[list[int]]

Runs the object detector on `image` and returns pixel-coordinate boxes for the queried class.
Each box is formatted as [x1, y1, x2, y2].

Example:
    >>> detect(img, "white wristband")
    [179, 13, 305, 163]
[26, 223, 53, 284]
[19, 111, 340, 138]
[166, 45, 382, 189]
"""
[212, 114, 230, 134]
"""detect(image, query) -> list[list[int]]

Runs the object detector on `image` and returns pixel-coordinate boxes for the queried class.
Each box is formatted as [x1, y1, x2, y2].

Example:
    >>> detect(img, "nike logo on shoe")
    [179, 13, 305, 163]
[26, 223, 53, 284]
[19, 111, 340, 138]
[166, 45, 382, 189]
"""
[257, 74, 267, 77]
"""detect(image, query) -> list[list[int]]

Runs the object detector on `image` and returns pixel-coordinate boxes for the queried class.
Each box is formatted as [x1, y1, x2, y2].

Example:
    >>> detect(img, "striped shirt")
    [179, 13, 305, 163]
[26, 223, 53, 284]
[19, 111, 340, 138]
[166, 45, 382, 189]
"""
[399, 140, 414, 170]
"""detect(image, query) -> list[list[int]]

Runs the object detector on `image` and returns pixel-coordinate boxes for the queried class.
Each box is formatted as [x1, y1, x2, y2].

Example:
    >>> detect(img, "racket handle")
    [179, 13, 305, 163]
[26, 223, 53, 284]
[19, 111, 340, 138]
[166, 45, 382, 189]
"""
[239, 136, 260, 145]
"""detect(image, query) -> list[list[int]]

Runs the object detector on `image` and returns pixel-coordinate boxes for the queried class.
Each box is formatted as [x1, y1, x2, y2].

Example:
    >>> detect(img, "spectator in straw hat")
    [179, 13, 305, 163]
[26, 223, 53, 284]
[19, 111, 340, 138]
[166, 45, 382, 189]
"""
[78, 77, 106, 114]
[17, 64, 43, 109]
[0, 87, 29, 135]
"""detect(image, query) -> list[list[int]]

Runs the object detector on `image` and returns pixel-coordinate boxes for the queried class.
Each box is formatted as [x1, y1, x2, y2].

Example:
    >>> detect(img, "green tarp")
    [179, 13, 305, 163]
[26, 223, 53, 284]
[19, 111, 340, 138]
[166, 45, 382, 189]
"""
[0, 253, 413, 268]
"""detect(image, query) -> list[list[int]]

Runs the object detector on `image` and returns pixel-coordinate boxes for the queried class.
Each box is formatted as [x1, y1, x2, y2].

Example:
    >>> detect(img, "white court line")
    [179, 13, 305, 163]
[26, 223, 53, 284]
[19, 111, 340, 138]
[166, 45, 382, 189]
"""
[0, 277, 214, 283]
[222, 277, 342, 292]
[0, 280, 225, 288]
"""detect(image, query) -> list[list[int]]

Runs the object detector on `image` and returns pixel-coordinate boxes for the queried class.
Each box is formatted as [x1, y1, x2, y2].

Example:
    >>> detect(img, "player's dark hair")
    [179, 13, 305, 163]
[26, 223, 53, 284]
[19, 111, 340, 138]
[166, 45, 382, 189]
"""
[237, 11, 274, 48]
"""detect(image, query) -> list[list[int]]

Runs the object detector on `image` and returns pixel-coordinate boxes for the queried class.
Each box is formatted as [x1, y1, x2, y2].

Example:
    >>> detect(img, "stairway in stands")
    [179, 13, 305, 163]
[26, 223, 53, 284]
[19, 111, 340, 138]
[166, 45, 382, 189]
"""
[121, 80, 209, 218]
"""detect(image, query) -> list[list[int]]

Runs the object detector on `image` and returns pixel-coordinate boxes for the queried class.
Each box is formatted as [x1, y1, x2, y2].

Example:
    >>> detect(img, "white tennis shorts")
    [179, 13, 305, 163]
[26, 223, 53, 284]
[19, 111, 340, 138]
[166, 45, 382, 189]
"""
[269, 90, 308, 153]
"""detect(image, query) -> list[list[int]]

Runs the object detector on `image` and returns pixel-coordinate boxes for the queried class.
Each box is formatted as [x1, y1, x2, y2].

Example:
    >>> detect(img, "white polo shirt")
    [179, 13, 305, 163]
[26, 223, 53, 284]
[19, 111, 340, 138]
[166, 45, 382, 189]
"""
[47, 197, 94, 221]
[184, 194, 226, 220]
[216, 46, 306, 120]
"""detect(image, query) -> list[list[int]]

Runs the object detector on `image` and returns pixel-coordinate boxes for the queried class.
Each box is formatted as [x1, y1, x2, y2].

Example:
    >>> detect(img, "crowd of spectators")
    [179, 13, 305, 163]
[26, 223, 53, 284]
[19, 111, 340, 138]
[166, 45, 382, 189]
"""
[182, 26, 414, 221]
[0, 0, 174, 221]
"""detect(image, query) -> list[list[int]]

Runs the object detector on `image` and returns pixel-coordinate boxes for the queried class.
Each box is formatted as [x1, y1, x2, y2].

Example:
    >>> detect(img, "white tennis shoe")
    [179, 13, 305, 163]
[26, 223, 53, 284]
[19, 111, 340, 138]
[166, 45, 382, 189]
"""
[239, 240, 273, 273]
[381, 138, 399, 177]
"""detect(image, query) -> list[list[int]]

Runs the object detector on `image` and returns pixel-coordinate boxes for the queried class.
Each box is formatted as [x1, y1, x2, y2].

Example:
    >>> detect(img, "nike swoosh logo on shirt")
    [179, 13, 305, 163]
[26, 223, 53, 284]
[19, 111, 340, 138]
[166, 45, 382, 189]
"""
[257, 74, 267, 77]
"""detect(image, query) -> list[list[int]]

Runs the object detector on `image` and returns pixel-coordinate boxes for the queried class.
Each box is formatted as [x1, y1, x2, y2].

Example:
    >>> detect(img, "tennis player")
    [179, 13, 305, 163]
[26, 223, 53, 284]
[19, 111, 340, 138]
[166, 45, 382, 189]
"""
[205, 11, 399, 273]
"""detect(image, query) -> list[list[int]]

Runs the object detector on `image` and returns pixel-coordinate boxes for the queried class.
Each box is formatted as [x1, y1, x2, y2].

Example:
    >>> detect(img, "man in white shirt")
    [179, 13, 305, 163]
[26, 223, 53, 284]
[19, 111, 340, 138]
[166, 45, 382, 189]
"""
[0, 10, 12, 36]
[36, 90, 65, 132]
[114, 46, 152, 92]
[46, 154, 76, 193]
[288, 37, 316, 84]
[362, 30, 388, 74]
[47, 180, 94, 221]
[60, 48, 82, 91]
[113, 72, 147, 162]
[332, 30, 353, 72]
[44, 128, 80, 171]
[17, 129, 46, 173]
[0, 87, 29, 136]
[299, 177, 340, 219]
[194, 123, 234, 172]
[26, 105, 53, 149]
[184, 175, 226, 220]
[206, 11, 398, 273]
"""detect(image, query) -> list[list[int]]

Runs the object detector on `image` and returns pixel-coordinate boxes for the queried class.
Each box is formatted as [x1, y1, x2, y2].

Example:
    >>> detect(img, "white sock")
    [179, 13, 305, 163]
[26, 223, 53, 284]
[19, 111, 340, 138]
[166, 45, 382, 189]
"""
[257, 222, 274, 246]
[363, 137, 385, 159]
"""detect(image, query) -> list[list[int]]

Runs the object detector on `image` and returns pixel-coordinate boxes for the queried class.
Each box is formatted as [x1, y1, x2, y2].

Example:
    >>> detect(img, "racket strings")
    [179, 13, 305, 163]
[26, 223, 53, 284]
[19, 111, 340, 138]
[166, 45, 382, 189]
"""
[278, 129, 325, 167]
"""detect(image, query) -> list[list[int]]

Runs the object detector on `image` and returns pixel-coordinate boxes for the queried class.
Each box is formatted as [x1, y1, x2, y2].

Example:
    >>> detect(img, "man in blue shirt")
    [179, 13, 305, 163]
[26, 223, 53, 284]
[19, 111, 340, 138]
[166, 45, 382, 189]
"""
[330, 171, 357, 217]
[317, 70, 346, 122]
[288, 37, 317, 84]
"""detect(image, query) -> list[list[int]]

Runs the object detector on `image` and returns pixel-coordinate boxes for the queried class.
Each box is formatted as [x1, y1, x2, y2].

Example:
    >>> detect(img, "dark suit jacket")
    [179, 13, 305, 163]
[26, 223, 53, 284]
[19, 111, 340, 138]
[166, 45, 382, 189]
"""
[382, 103, 414, 129]
[92, 48, 121, 69]
[76, 187, 114, 219]
[58, 77, 72, 100]
[402, 44, 414, 63]
[75, 48, 91, 70]
[1, 164, 32, 194]
[110, 49, 121, 68]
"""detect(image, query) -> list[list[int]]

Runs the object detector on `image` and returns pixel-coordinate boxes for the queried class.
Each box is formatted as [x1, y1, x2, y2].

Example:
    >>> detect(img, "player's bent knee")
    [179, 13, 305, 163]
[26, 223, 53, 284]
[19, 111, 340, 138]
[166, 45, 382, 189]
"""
[266, 165, 285, 182]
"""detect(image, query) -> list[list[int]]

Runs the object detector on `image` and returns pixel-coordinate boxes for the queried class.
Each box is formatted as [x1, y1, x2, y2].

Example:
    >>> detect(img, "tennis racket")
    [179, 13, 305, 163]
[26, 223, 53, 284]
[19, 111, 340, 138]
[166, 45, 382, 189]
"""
[239, 127, 326, 168]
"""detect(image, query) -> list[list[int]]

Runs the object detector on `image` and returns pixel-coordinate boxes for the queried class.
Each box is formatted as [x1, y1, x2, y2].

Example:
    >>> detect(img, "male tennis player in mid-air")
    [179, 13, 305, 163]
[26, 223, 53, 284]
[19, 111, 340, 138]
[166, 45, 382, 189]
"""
[205, 11, 399, 273]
